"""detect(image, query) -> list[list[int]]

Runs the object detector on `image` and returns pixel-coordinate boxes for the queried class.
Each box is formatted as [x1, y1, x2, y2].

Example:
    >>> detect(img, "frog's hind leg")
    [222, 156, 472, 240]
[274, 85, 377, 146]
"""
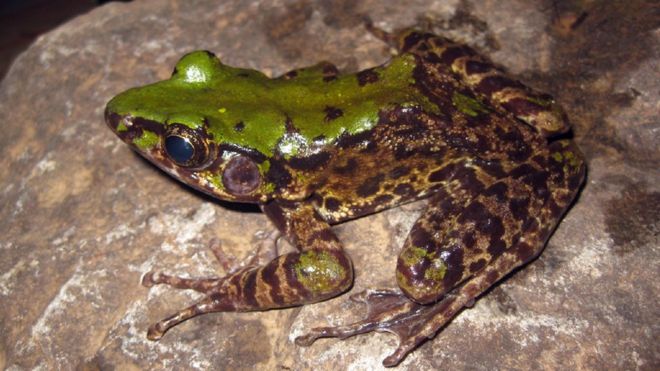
[296, 249, 527, 367]
[297, 140, 585, 366]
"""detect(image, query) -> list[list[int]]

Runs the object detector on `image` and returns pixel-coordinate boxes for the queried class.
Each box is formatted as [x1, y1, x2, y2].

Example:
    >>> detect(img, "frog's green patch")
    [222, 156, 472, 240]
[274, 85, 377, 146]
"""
[133, 130, 159, 150]
[452, 91, 489, 117]
[294, 250, 348, 295]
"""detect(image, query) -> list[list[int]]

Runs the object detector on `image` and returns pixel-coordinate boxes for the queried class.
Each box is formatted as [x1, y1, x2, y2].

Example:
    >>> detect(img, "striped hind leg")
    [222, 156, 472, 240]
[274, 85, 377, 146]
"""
[296, 140, 585, 366]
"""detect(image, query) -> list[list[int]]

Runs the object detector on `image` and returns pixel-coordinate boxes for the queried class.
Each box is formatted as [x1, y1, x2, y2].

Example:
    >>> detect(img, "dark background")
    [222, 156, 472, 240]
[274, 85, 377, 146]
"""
[0, 0, 129, 80]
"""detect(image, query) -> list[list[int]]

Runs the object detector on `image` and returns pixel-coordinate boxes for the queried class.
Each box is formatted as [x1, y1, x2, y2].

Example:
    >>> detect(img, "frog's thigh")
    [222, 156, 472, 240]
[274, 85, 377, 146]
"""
[401, 31, 570, 137]
[396, 177, 533, 304]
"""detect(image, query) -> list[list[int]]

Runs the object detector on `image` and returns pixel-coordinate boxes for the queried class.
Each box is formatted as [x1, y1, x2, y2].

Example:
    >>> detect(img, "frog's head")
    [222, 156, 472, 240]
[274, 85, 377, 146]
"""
[105, 51, 278, 203]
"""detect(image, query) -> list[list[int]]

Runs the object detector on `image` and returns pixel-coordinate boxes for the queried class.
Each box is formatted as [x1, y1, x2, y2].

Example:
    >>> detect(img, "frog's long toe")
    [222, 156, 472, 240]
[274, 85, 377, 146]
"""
[147, 294, 237, 340]
[296, 289, 458, 366]
[141, 271, 223, 293]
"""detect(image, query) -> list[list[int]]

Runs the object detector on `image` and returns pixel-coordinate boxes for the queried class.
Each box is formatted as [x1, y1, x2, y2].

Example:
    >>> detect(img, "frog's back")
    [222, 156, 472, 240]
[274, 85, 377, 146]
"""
[301, 29, 584, 225]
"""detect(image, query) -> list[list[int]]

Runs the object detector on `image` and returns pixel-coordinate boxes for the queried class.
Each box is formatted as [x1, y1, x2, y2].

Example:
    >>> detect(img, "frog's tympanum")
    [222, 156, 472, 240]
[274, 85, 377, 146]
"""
[105, 24, 585, 366]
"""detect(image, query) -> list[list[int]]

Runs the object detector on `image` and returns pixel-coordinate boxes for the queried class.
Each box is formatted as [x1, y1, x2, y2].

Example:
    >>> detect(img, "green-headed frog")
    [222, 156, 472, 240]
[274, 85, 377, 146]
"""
[105, 24, 585, 366]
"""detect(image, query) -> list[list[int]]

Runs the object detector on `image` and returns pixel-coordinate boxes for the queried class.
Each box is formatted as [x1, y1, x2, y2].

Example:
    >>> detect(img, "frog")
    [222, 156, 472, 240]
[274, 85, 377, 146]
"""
[104, 22, 585, 366]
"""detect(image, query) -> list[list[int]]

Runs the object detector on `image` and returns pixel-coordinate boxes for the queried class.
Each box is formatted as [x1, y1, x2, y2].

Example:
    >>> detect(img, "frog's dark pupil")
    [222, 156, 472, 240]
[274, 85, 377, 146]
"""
[165, 135, 194, 165]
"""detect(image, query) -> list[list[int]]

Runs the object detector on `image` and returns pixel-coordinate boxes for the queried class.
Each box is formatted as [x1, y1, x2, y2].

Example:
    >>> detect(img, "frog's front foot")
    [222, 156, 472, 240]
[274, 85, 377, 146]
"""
[295, 289, 459, 367]
[140, 234, 283, 340]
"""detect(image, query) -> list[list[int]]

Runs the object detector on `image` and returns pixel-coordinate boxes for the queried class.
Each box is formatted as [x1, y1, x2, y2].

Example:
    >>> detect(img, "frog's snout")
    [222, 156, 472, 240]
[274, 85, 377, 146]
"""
[104, 107, 119, 132]
[104, 108, 137, 146]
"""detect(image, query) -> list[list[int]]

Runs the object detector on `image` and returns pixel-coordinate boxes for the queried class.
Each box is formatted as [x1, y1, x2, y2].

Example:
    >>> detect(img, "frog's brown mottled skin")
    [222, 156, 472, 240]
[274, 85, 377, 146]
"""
[106, 24, 585, 367]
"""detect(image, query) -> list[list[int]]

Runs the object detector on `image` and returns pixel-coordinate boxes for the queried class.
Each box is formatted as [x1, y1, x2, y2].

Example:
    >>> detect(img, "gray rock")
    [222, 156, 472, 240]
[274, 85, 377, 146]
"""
[0, 1, 657, 370]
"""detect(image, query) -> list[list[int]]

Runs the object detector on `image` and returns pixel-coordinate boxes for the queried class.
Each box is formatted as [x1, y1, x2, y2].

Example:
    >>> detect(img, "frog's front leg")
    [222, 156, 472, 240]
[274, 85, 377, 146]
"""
[143, 200, 353, 340]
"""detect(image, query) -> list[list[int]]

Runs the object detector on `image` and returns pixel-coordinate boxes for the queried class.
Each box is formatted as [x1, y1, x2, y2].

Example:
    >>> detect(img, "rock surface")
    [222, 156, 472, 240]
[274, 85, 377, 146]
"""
[0, 0, 657, 370]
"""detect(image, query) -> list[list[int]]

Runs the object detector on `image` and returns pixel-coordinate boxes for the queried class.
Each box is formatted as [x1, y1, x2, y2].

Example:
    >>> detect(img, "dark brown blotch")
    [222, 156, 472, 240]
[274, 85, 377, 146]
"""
[356, 69, 379, 86]
[440, 244, 465, 288]
[332, 158, 358, 175]
[288, 151, 331, 171]
[322, 63, 339, 82]
[439, 45, 476, 65]
[234, 121, 245, 132]
[469, 258, 487, 273]
[462, 231, 477, 249]
[509, 197, 531, 220]
[515, 241, 535, 264]
[458, 201, 489, 225]
[336, 129, 374, 149]
[484, 182, 509, 202]
[409, 226, 434, 251]
[487, 237, 507, 257]
[482, 216, 505, 240]
[266, 160, 292, 189]
[281, 70, 298, 80]
[323, 197, 341, 212]
[324, 106, 344, 122]
[284, 254, 311, 297]
[465, 60, 494, 75]
[261, 201, 288, 235]
[374, 194, 394, 205]
[356, 174, 385, 198]
[401, 31, 432, 52]
[389, 165, 411, 179]
[241, 270, 259, 307]
[393, 183, 415, 197]
[260, 261, 285, 305]
[476, 75, 523, 95]
[428, 164, 456, 183]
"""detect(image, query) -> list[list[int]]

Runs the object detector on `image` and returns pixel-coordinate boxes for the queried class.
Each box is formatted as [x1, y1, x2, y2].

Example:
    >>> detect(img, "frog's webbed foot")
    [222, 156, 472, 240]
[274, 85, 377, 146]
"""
[143, 200, 355, 342]
[141, 230, 284, 339]
[296, 289, 460, 367]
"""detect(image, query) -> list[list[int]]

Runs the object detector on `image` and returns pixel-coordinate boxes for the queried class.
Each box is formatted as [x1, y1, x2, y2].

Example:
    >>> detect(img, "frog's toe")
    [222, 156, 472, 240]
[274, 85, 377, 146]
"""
[383, 340, 421, 368]
[141, 271, 158, 287]
[296, 289, 445, 366]
[209, 230, 281, 275]
[348, 288, 399, 303]
[146, 294, 237, 341]
[295, 290, 410, 347]
[141, 270, 223, 293]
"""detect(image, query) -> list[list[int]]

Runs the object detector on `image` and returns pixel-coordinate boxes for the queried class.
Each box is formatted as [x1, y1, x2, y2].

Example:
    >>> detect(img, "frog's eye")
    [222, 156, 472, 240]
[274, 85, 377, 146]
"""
[163, 126, 210, 168]
[165, 135, 194, 164]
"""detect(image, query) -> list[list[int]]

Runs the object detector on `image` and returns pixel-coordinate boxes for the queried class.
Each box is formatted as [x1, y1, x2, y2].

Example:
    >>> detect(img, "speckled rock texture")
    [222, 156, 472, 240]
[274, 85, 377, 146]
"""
[0, 0, 657, 370]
